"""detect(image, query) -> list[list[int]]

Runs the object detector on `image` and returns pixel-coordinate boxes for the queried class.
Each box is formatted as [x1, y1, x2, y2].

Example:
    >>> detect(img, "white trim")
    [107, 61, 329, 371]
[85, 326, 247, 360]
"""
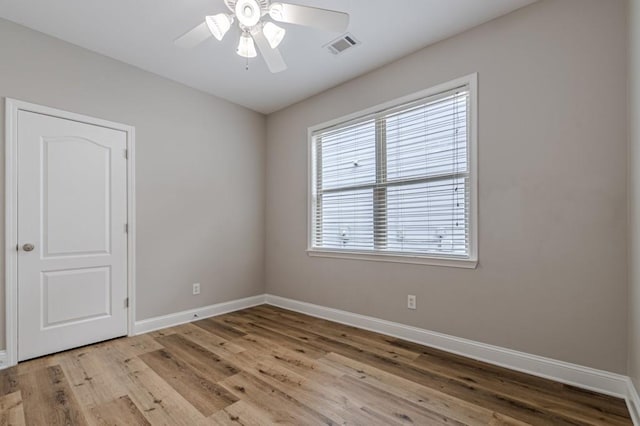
[5, 287, 637, 420]
[126, 127, 137, 338]
[307, 249, 477, 268]
[4, 100, 18, 368]
[627, 378, 640, 426]
[264, 294, 630, 399]
[134, 295, 266, 335]
[306, 73, 479, 267]
[469, 73, 479, 266]
[4, 98, 136, 368]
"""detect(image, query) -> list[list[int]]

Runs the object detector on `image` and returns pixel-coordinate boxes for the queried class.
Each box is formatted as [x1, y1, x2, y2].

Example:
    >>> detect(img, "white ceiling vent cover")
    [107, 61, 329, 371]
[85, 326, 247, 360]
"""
[326, 33, 360, 55]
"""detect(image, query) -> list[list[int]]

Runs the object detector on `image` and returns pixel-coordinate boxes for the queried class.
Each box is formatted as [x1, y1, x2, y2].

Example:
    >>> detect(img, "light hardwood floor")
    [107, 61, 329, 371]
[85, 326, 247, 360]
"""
[0, 305, 633, 425]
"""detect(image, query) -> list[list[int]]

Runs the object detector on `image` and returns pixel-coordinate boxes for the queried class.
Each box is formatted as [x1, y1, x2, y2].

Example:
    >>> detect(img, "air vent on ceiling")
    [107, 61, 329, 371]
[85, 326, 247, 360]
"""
[326, 33, 360, 55]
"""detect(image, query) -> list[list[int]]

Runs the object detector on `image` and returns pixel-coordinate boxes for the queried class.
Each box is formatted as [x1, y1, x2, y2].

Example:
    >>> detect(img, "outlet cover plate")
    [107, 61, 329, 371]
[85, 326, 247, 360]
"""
[408, 295, 417, 310]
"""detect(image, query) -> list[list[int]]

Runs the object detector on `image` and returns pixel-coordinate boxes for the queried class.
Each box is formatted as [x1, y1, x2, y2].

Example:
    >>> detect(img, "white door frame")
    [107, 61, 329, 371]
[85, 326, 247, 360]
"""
[4, 98, 136, 367]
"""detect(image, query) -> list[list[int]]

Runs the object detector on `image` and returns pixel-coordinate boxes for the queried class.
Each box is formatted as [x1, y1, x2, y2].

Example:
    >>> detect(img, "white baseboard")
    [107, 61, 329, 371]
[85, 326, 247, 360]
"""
[134, 294, 266, 335]
[627, 378, 640, 426]
[264, 294, 630, 401]
[0, 351, 6, 370]
[9, 290, 636, 423]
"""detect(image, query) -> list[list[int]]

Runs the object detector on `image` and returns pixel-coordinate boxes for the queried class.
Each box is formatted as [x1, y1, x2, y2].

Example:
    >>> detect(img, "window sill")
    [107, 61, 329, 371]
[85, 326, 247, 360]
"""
[306, 249, 478, 269]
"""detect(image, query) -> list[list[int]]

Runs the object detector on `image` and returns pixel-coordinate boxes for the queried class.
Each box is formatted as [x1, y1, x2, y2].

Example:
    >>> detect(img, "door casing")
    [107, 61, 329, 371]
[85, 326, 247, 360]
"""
[4, 98, 136, 367]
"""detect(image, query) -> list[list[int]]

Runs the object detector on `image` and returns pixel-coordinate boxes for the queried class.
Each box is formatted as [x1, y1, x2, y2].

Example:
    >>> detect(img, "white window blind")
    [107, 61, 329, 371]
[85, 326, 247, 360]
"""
[311, 85, 472, 260]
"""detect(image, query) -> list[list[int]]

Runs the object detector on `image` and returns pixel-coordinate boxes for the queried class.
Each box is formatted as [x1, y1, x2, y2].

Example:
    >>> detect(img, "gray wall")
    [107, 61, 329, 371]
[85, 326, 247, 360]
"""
[265, 0, 629, 373]
[1, 1, 632, 376]
[0, 18, 266, 348]
[629, 0, 640, 391]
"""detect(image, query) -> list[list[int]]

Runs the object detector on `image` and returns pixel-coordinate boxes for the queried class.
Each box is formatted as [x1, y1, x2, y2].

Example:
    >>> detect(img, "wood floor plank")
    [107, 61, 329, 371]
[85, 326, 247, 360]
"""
[211, 313, 258, 333]
[13, 353, 60, 375]
[239, 344, 345, 387]
[336, 374, 467, 425]
[58, 349, 128, 409]
[222, 350, 391, 426]
[236, 309, 596, 425]
[173, 323, 246, 356]
[234, 326, 328, 360]
[314, 337, 587, 424]
[240, 308, 424, 368]
[271, 355, 459, 425]
[227, 313, 331, 359]
[193, 318, 247, 340]
[4, 305, 632, 425]
[243, 307, 421, 362]
[394, 337, 631, 419]
[154, 333, 240, 382]
[227, 344, 495, 426]
[89, 395, 151, 426]
[0, 369, 19, 399]
[94, 346, 214, 426]
[106, 334, 165, 359]
[219, 371, 338, 425]
[229, 353, 365, 424]
[209, 400, 275, 426]
[19, 365, 88, 426]
[410, 353, 631, 425]
[319, 352, 529, 426]
[232, 342, 458, 426]
[139, 349, 238, 417]
[0, 391, 25, 426]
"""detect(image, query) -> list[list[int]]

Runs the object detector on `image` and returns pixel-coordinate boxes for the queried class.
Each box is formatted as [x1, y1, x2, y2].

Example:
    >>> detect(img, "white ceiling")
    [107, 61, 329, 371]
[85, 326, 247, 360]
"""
[0, 0, 536, 113]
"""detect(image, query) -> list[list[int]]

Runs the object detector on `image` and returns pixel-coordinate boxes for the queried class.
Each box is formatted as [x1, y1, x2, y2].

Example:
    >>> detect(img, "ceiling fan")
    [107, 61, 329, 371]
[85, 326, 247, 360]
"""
[175, 0, 349, 73]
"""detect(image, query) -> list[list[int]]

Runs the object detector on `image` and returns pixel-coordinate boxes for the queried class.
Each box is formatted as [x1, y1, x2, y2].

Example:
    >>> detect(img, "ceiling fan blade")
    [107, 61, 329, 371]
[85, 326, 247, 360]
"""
[174, 22, 212, 48]
[252, 29, 287, 73]
[270, 3, 349, 33]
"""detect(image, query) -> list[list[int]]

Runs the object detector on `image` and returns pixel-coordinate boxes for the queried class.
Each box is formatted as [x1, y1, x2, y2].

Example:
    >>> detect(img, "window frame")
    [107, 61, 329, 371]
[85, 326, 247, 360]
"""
[307, 73, 478, 268]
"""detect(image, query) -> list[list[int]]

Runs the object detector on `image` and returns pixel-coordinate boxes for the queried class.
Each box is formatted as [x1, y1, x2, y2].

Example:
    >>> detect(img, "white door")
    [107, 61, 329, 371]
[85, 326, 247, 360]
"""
[17, 110, 128, 361]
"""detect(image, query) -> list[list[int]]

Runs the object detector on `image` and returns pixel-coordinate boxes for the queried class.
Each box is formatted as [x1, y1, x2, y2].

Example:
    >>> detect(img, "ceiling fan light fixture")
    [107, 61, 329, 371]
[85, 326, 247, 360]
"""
[262, 22, 285, 48]
[206, 14, 233, 41]
[175, 0, 350, 73]
[237, 32, 257, 58]
[235, 0, 261, 27]
[268, 3, 284, 21]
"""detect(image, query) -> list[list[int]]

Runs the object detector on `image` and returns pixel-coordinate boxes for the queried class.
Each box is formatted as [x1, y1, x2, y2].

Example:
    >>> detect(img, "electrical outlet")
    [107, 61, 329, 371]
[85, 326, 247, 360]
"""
[407, 294, 417, 310]
[192, 283, 200, 295]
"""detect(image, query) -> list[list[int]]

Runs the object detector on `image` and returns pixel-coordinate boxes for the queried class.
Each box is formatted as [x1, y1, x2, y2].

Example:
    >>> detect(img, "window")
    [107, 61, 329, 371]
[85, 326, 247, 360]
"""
[308, 75, 477, 267]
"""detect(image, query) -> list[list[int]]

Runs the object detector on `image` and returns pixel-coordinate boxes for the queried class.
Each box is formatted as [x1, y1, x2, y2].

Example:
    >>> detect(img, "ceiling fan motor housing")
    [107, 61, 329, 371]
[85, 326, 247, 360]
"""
[224, 0, 271, 21]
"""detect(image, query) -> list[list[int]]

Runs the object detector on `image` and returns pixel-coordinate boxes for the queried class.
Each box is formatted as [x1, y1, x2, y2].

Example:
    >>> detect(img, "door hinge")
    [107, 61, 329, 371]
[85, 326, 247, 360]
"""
[125, 223, 128, 233]
[124, 149, 128, 159]
[125, 297, 129, 308]
[16, 244, 19, 251]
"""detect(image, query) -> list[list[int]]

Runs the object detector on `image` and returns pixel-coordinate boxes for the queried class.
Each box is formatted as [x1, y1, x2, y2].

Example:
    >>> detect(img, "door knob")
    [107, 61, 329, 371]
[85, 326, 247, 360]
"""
[22, 243, 35, 252]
